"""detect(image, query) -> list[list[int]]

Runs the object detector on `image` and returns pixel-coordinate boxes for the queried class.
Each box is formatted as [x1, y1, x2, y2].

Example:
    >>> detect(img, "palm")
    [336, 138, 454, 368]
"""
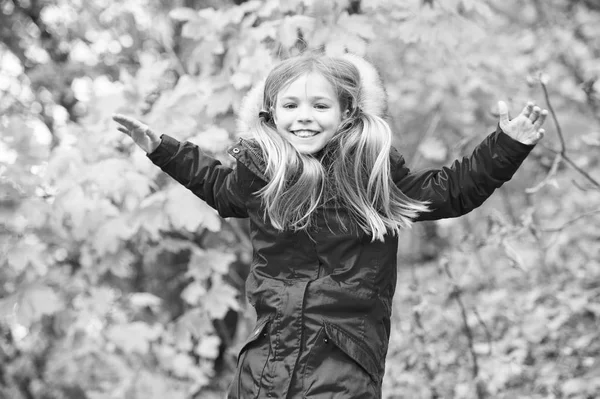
[498, 101, 547, 145]
[112, 114, 161, 153]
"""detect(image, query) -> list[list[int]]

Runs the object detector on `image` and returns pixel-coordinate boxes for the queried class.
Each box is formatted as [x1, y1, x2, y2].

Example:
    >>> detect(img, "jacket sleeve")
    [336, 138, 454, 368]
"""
[391, 126, 535, 222]
[147, 134, 249, 218]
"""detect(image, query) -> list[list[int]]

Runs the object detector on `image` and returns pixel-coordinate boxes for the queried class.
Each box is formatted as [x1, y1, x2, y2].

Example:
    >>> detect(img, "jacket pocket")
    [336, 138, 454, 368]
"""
[323, 321, 380, 384]
[228, 317, 272, 399]
[303, 321, 381, 398]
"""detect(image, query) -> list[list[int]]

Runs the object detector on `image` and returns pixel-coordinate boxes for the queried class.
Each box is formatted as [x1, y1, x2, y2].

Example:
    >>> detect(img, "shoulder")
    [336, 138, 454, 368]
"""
[227, 137, 268, 182]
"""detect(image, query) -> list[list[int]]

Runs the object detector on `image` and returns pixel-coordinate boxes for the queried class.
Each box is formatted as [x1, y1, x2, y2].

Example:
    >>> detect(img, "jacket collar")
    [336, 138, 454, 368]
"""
[227, 137, 269, 182]
[228, 138, 403, 183]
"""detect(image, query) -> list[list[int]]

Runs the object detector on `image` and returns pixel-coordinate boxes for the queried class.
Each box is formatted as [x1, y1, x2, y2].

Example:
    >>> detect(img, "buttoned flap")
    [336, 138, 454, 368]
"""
[236, 317, 271, 363]
[322, 320, 380, 383]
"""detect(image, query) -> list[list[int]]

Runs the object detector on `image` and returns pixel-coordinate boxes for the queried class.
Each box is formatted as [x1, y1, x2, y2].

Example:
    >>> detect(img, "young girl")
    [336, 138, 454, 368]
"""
[113, 53, 546, 398]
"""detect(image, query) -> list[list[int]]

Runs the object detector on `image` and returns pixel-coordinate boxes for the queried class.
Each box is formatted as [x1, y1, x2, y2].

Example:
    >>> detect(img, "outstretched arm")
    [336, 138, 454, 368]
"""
[113, 114, 249, 218]
[392, 101, 547, 222]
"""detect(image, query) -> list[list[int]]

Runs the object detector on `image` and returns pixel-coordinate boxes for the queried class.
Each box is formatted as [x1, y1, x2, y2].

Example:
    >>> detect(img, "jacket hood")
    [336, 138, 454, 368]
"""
[235, 53, 388, 136]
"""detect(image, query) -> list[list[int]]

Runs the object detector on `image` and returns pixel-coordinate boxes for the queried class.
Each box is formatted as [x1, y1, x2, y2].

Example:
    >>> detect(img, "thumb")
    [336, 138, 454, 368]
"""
[497, 101, 510, 127]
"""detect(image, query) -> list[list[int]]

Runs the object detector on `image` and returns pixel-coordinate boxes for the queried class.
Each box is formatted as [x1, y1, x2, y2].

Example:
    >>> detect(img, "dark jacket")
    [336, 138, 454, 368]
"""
[147, 126, 534, 398]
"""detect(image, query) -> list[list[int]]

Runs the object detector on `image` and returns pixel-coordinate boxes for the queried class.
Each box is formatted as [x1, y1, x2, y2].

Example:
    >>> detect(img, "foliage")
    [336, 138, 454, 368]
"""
[1, 0, 600, 398]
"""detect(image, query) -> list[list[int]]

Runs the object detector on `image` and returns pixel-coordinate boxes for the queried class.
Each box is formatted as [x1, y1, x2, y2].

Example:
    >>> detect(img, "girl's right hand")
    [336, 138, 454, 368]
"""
[112, 114, 162, 154]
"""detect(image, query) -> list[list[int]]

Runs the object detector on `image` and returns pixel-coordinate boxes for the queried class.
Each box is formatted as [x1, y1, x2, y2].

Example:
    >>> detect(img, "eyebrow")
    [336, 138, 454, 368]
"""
[280, 96, 333, 102]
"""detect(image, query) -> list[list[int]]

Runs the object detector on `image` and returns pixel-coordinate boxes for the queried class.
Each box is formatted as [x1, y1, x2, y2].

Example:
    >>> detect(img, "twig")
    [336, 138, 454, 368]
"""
[537, 208, 600, 233]
[472, 308, 493, 356]
[441, 259, 479, 379]
[540, 71, 565, 153]
[525, 152, 562, 193]
[561, 154, 600, 189]
[412, 308, 440, 399]
[526, 77, 600, 191]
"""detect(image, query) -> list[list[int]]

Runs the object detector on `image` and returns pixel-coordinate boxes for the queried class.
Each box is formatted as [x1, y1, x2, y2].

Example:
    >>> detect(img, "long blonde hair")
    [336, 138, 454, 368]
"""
[248, 54, 430, 241]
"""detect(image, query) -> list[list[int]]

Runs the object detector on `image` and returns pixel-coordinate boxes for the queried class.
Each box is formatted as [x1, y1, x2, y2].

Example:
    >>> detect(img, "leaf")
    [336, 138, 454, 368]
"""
[169, 7, 198, 22]
[173, 308, 214, 350]
[79, 286, 117, 316]
[6, 235, 48, 275]
[95, 251, 136, 278]
[166, 185, 221, 233]
[562, 378, 587, 396]
[129, 292, 162, 308]
[187, 125, 232, 153]
[338, 13, 375, 40]
[205, 86, 236, 118]
[203, 278, 239, 319]
[278, 15, 315, 48]
[581, 131, 600, 147]
[107, 322, 163, 354]
[186, 249, 236, 282]
[171, 352, 195, 378]
[325, 29, 367, 56]
[0, 284, 63, 327]
[418, 137, 448, 162]
[181, 281, 207, 305]
[93, 217, 136, 255]
[195, 335, 221, 359]
[230, 71, 253, 90]
[129, 371, 187, 399]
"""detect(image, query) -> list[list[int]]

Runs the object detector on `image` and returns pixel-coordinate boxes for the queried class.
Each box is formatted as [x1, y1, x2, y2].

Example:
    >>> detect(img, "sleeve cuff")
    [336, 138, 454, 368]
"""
[147, 134, 181, 165]
[495, 124, 536, 155]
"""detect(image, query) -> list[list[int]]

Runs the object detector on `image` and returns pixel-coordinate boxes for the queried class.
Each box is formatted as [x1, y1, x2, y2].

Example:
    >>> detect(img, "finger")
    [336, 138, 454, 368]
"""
[533, 109, 548, 129]
[533, 128, 545, 144]
[498, 101, 510, 126]
[113, 114, 146, 131]
[117, 127, 131, 136]
[521, 102, 534, 118]
[529, 106, 541, 122]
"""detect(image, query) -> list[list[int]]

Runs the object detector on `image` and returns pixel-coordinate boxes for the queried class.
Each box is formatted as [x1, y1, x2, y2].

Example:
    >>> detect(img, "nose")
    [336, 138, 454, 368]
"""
[296, 105, 313, 122]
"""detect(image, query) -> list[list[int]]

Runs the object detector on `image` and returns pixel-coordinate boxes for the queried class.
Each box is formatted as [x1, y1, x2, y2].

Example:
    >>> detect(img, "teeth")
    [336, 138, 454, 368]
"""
[292, 130, 319, 138]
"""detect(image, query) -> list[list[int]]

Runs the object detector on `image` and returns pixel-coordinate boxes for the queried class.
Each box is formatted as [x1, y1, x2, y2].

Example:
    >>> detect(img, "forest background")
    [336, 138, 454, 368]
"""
[1, 0, 600, 398]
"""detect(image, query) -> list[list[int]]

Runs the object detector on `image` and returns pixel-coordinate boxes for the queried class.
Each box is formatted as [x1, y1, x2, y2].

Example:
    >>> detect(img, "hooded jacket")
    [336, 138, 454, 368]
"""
[147, 124, 534, 398]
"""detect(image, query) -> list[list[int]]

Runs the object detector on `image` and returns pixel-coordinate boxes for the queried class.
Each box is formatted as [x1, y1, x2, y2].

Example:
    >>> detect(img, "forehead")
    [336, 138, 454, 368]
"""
[277, 72, 337, 100]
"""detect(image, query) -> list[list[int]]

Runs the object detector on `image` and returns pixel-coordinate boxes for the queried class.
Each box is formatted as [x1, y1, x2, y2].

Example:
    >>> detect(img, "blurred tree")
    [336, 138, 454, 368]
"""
[1, 0, 599, 398]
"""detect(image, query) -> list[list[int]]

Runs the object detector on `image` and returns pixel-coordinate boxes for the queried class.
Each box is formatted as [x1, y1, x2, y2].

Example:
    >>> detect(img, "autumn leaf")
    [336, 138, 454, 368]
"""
[203, 277, 240, 319]
[173, 308, 214, 350]
[338, 13, 375, 40]
[106, 321, 163, 354]
[168, 7, 198, 22]
[195, 335, 221, 359]
[418, 137, 448, 162]
[187, 125, 231, 153]
[0, 284, 63, 327]
[165, 185, 221, 233]
[93, 217, 136, 255]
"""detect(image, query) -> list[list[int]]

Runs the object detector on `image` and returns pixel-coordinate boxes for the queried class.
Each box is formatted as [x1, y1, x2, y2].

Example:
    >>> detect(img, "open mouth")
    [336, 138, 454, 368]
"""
[291, 129, 320, 138]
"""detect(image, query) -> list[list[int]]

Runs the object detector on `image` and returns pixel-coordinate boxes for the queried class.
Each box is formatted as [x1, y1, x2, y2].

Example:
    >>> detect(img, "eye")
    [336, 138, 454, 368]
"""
[315, 104, 330, 110]
[283, 103, 297, 109]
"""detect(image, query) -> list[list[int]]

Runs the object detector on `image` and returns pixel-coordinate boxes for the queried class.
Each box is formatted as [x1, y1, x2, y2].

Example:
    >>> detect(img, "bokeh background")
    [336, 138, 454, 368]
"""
[1, 0, 600, 398]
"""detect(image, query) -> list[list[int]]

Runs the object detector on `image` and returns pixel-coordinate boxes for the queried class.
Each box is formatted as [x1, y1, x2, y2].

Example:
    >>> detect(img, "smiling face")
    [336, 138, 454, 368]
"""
[273, 72, 344, 154]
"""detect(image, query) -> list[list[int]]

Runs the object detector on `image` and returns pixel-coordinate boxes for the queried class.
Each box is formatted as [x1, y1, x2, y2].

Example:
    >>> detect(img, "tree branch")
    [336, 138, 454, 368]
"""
[526, 77, 600, 192]
[440, 259, 480, 381]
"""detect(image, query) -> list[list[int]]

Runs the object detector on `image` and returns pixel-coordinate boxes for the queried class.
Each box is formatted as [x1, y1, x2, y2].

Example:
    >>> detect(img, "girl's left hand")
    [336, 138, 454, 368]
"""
[498, 101, 547, 145]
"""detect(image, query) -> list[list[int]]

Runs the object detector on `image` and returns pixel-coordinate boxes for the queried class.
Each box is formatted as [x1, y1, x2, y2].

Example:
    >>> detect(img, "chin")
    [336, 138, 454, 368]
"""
[292, 142, 325, 155]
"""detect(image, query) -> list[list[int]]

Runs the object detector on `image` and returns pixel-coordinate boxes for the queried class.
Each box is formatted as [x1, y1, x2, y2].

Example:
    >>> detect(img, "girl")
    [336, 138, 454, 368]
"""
[113, 53, 546, 398]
